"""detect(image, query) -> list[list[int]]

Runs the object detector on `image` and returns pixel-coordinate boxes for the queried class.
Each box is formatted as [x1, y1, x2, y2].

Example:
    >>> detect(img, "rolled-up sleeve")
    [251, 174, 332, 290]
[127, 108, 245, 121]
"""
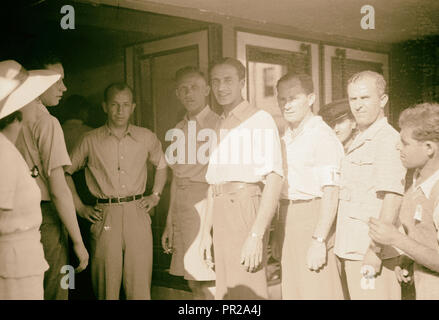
[65, 134, 89, 175]
[148, 132, 167, 170]
[253, 113, 284, 179]
[374, 134, 406, 195]
[36, 116, 71, 177]
[313, 132, 344, 189]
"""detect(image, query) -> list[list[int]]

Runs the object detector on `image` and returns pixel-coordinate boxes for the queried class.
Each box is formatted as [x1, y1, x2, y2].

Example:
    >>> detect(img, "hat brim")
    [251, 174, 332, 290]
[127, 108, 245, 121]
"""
[0, 69, 61, 119]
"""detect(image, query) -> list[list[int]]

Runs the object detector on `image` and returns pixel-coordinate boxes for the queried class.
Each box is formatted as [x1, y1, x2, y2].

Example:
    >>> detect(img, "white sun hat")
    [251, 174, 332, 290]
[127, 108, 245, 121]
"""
[0, 60, 60, 119]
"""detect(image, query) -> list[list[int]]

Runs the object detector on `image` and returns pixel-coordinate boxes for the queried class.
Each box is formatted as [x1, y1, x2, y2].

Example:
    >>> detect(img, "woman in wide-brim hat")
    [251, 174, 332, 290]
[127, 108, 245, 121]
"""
[0, 60, 60, 299]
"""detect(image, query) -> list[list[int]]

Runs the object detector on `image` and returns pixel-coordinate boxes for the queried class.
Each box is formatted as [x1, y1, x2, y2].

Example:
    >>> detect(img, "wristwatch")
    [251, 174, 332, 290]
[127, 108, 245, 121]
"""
[312, 235, 325, 243]
[152, 191, 161, 199]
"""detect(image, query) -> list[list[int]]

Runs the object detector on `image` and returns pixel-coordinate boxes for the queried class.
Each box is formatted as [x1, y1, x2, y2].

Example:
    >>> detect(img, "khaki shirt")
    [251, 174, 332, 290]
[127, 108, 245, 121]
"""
[167, 105, 220, 183]
[281, 116, 344, 200]
[15, 101, 72, 201]
[334, 117, 406, 260]
[66, 124, 167, 199]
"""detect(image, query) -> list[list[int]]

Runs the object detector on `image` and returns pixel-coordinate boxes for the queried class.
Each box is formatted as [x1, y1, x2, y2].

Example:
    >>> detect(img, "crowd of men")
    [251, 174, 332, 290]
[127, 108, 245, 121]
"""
[1, 53, 439, 300]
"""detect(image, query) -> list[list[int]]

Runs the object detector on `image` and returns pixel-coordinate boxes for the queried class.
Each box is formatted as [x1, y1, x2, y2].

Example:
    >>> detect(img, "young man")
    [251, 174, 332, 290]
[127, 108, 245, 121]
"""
[65, 83, 167, 300]
[162, 66, 218, 299]
[334, 71, 406, 300]
[199, 58, 284, 300]
[16, 55, 88, 300]
[272, 73, 344, 299]
[369, 103, 439, 300]
[0, 60, 60, 299]
[319, 99, 357, 151]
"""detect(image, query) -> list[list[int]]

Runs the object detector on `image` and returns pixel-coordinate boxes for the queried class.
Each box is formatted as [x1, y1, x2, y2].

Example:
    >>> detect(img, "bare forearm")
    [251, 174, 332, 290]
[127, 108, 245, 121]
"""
[372, 193, 403, 249]
[201, 186, 214, 236]
[49, 168, 83, 244]
[313, 186, 339, 240]
[65, 173, 85, 211]
[394, 233, 439, 273]
[152, 167, 167, 195]
[251, 172, 283, 237]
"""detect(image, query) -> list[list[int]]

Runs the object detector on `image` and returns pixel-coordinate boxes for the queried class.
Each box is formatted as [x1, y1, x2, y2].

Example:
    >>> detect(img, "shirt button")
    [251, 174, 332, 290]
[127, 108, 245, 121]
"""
[122, 185, 126, 188]
[120, 156, 124, 160]
[120, 170, 125, 174]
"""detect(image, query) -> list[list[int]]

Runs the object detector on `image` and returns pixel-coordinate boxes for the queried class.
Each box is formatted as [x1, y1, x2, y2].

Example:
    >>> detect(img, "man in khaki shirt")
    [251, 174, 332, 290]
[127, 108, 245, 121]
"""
[66, 83, 167, 299]
[334, 71, 406, 299]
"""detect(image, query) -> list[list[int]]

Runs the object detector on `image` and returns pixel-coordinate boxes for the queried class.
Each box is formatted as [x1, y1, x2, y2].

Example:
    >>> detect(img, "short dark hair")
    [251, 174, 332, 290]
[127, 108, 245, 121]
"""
[0, 111, 22, 130]
[276, 72, 314, 95]
[21, 49, 62, 70]
[175, 66, 207, 85]
[103, 82, 134, 103]
[209, 57, 246, 80]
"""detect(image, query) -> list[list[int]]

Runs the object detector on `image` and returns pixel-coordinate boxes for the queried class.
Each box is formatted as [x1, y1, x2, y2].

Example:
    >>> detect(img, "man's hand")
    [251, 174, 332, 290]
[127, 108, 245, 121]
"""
[395, 255, 414, 284]
[199, 232, 214, 270]
[161, 221, 174, 254]
[73, 241, 89, 273]
[362, 248, 383, 278]
[368, 217, 402, 246]
[240, 235, 263, 273]
[78, 205, 102, 224]
[307, 240, 327, 271]
[138, 194, 160, 214]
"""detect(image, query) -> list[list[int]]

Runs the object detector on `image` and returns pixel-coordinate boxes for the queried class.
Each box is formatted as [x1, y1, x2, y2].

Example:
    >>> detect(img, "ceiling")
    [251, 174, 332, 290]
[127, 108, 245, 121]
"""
[124, 0, 439, 43]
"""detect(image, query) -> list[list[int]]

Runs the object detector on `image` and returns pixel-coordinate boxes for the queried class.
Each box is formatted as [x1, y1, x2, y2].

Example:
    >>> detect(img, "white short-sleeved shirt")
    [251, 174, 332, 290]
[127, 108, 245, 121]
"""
[205, 101, 283, 184]
[281, 115, 344, 200]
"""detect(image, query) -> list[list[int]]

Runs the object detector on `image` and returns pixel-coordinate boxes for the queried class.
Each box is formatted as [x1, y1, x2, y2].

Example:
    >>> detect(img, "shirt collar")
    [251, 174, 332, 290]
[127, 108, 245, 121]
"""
[220, 100, 252, 122]
[358, 117, 388, 141]
[184, 105, 211, 128]
[104, 123, 139, 141]
[414, 169, 439, 199]
[282, 115, 321, 143]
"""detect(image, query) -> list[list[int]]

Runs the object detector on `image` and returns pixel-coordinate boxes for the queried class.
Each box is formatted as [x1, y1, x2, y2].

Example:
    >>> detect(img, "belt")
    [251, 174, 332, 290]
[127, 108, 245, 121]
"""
[96, 194, 144, 204]
[211, 182, 261, 197]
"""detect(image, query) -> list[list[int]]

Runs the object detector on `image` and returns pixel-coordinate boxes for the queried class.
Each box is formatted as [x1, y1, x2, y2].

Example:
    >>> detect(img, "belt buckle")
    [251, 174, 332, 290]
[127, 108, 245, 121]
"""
[112, 197, 122, 204]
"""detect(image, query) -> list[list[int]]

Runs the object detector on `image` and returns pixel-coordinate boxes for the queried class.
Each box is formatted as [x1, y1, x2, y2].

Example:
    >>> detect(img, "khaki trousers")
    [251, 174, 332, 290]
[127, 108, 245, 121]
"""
[40, 202, 69, 300]
[212, 184, 268, 300]
[90, 200, 153, 300]
[337, 257, 401, 300]
[280, 199, 344, 300]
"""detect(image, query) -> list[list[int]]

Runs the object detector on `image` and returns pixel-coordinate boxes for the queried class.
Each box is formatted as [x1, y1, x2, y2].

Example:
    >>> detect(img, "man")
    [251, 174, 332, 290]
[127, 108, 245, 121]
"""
[369, 102, 439, 299]
[162, 66, 218, 299]
[334, 71, 406, 300]
[319, 99, 358, 151]
[16, 55, 89, 300]
[199, 58, 283, 300]
[65, 83, 167, 300]
[61, 95, 93, 153]
[272, 73, 344, 299]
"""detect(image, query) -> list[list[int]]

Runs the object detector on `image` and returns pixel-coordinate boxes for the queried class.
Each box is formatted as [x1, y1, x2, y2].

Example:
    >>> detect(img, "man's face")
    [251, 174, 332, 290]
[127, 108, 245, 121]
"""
[40, 63, 67, 107]
[333, 116, 356, 145]
[176, 73, 210, 114]
[399, 127, 429, 169]
[347, 77, 387, 131]
[103, 88, 136, 128]
[210, 64, 244, 108]
[277, 80, 314, 127]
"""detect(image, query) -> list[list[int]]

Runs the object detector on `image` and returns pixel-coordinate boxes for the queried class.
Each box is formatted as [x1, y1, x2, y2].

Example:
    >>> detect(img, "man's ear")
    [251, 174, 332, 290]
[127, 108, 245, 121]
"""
[102, 102, 108, 114]
[307, 93, 316, 107]
[425, 140, 438, 158]
[380, 94, 389, 109]
[131, 103, 136, 112]
[239, 78, 246, 90]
